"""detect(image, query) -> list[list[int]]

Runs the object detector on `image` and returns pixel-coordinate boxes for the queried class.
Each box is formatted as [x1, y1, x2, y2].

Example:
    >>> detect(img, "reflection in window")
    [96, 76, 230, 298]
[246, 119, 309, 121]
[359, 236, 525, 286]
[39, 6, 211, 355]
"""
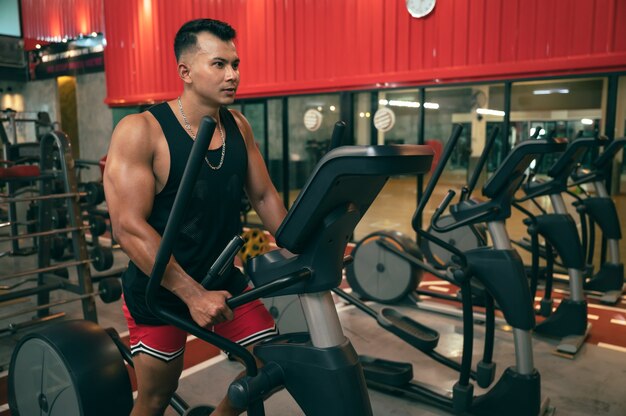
[241, 103, 266, 158]
[378, 89, 421, 145]
[353, 92, 372, 146]
[267, 99, 283, 191]
[352, 89, 423, 240]
[425, 84, 505, 179]
[510, 78, 605, 174]
[287, 94, 341, 205]
[618, 76, 626, 192]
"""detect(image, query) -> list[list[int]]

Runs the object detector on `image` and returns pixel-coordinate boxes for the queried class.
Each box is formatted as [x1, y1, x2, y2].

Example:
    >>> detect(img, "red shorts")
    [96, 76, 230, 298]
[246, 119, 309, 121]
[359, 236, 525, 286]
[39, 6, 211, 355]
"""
[122, 293, 278, 362]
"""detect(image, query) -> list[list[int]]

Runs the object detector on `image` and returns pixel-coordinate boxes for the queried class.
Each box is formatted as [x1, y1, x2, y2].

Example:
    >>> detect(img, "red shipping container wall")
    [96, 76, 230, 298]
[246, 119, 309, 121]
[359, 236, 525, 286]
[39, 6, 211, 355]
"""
[20, 0, 626, 106]
[21, 0, 104, 50]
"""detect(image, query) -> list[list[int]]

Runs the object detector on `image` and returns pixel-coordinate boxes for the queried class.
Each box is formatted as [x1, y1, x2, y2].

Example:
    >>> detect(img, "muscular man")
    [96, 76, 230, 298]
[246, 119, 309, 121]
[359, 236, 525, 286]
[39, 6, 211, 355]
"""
[104, 18, 287, 416]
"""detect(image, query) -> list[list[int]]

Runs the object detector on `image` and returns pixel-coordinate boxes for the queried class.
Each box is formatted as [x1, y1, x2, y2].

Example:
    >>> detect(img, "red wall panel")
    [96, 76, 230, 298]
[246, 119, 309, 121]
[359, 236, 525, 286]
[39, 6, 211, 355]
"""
[21, 0, 104, 50]
[467, 0, 486, 66]
[614, 0, 626, 52]
[451, 1, 469, 67]
[20, 0, 626, 105]
[570, 0, 594, 56]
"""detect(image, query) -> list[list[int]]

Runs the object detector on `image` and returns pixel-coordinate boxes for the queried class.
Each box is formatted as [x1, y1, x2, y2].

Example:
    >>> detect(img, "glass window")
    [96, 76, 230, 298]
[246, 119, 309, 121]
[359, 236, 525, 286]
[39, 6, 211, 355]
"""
[378, 89, 421, 145]
[618, 76, 626, 193]
[411, 84, 505, 239]
[353, 92, 373, 146]
[231, 99, 283, 225]
[510, 78, 604, 174]
[353, 89, 422, 240]
[286, 94, 341, 206]
[426, 84, 505, 178]
[241, 102, 266, 160]
[267, 98, 283, 194]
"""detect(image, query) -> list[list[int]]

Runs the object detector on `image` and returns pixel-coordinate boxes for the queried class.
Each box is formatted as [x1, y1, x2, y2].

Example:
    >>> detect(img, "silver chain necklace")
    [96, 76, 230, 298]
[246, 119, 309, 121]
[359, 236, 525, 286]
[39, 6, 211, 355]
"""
[177, 96, 226, 170]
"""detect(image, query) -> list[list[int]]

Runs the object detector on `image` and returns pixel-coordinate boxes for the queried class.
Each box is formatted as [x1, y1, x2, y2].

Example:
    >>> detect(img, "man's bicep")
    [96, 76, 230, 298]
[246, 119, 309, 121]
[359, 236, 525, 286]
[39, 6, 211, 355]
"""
[106, 158, 155, 223]
[104, 117, 156, 225]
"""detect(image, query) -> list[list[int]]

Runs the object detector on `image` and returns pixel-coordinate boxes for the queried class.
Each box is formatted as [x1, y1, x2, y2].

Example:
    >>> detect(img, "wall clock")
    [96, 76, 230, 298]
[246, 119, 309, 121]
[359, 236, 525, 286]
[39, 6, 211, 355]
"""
[406, 0, 436, 18]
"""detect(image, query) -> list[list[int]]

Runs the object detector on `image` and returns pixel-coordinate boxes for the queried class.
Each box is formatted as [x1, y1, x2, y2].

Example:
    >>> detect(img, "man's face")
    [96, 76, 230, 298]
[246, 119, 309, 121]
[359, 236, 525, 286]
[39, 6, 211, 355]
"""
[181, 32, 240, 105]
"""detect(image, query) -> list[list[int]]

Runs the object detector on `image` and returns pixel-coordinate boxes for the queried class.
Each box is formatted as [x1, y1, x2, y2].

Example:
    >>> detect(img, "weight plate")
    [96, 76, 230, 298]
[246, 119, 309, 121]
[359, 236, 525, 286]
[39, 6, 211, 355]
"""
[82, 182, 104, 206]
[99, 278, 122, 303]
[91, 247, 114, 271]
[89, 215, 107, 237]
[346, 230, 423, 304]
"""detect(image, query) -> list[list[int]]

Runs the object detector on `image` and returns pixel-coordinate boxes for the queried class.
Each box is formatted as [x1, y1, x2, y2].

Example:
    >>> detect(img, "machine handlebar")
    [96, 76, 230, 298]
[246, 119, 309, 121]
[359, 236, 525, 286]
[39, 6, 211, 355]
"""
[413, 124, 464, 228]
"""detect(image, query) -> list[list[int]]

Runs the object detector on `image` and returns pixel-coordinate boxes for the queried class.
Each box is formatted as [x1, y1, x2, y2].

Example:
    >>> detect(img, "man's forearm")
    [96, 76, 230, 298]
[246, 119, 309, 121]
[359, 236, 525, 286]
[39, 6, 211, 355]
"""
[115, 223, 202, 304]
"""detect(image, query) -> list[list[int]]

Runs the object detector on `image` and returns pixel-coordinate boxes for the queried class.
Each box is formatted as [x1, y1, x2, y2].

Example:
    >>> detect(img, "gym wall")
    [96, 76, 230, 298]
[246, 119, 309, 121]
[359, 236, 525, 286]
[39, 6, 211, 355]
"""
[99, 0, 626, 105]
[0, 79, 60, 142]
[20, 0, 105, 51]
[76, 72, 113, 182]
[19, 0, 626, 106]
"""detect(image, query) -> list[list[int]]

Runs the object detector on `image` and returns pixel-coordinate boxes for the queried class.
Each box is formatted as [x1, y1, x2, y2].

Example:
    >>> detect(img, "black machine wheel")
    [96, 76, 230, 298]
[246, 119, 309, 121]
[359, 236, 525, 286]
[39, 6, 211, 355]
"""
[420, 215, 486, 269]
[346, 230, 423, 304]
[8, 320, 133, 416]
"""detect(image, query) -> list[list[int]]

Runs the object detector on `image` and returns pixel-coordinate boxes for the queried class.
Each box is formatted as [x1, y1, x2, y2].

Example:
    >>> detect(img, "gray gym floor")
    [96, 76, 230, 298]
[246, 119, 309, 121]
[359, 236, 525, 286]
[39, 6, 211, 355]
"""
[163, 298, 626, 416]
[2, 246, 625, 415]
[1, 177, 625, 415]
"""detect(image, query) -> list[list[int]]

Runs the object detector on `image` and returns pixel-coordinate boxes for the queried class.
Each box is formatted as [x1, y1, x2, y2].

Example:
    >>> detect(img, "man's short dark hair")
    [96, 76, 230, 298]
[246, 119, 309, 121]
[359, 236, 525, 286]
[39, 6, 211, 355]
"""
[174, 19, 236, 61]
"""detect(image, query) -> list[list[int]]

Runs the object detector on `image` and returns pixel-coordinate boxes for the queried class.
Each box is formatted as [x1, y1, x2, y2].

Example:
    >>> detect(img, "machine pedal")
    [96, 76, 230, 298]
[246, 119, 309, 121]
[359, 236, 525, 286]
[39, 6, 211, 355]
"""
[378, 307, 439, 351]
[359, 355, 413, 387]
[554, 323, 591, 357]
[599, 288, 624, 305]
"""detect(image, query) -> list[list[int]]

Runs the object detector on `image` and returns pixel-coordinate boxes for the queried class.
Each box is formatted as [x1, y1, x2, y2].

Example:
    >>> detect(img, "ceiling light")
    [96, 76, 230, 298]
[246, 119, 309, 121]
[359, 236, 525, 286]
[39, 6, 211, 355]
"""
[581, 118, 594, 125]
[388, 99, 420, 108]
[476, 108, 505, 116]
[533, 88, 570, 95]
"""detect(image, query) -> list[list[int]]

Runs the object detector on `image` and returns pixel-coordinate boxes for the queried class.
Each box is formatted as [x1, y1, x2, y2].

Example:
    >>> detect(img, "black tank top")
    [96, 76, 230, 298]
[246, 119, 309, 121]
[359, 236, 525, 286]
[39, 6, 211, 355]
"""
[122, 102, 248, 325]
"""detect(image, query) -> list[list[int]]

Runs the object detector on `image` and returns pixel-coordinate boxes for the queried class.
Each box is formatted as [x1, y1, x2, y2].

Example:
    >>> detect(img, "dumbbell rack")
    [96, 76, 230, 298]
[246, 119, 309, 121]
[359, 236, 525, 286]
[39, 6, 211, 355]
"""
[0, 130, 99, 330]
[38, 130, 98, 321]
[1, 117, 41, 255]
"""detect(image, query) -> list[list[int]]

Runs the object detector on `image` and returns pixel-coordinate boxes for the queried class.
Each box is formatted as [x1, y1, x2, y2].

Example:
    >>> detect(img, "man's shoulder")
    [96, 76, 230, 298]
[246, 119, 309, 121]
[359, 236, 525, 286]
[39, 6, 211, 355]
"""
[118, 111, 157, 130]
[113, 111, 161, 142]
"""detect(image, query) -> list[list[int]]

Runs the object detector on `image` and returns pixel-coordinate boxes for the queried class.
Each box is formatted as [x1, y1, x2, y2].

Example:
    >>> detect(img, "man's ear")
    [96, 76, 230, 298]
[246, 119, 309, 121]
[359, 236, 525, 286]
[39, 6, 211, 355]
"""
[178, 62, 191, 84]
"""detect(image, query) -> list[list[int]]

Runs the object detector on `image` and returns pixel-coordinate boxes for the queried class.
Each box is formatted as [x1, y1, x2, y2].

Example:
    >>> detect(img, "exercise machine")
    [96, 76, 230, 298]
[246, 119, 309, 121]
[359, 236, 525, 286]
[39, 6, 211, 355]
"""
[346, 126, 499, 305]
[8, 117, 434, 415]
[511, 135, 604, 354]
[345, 124, 566, 415]
[570, 137, 626, 303]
